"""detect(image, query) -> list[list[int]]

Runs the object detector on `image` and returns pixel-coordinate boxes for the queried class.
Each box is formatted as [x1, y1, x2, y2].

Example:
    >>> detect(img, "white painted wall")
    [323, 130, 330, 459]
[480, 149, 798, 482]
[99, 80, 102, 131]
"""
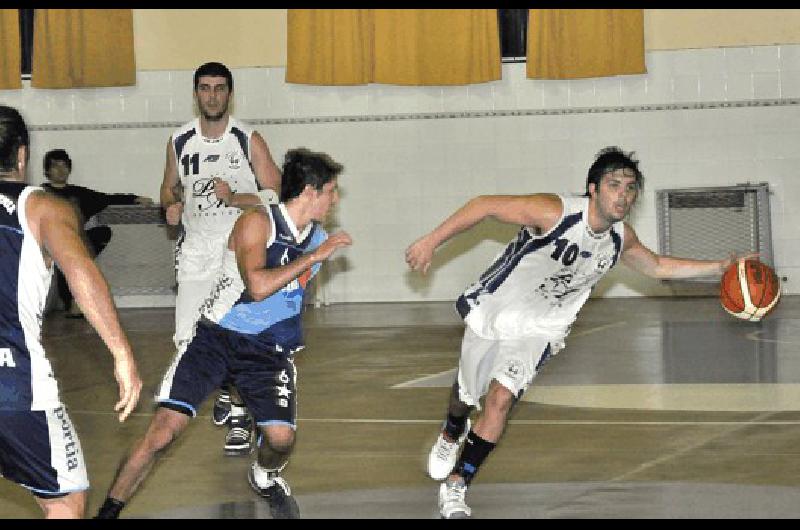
[2, 43, 799, 302]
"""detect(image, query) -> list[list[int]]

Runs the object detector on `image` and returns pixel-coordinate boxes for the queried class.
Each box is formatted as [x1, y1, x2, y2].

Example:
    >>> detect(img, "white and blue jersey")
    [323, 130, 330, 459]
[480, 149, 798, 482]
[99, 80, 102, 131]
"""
[456, 195, 624, 343]
[200, 203, 327, 352]
[0, 182, 88, 496]
[0, 182, 60, 411]
[172, 116, 260, 239]
[156, 203, 325, 426]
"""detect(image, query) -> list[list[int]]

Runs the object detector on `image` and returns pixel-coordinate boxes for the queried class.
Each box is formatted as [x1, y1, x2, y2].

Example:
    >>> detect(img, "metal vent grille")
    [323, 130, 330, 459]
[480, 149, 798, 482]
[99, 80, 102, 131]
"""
[656, 183, 773, 283]
[93, 205, 178, 304]
[95, 204, 165, 225]
[668, 191, 745, 209]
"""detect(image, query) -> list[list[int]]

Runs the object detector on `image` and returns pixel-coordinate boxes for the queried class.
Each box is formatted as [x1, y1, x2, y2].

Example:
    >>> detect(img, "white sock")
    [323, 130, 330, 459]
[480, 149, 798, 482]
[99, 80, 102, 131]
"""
[230, 403, 247, 417]
[251, 462, 276, 488]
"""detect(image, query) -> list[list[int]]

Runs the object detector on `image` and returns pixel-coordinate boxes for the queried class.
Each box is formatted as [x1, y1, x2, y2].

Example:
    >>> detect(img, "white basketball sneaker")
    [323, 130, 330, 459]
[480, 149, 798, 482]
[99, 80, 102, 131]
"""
[438, 477, 471, 519]
[427, 418, 471, 480]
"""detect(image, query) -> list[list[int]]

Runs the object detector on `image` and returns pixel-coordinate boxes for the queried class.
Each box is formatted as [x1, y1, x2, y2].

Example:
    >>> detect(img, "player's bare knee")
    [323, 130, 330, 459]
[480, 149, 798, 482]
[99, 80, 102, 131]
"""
[260, 426, 295, 455]
[154, 423, 180, 449]
[144, 410, 187, 454]
[37, 491, 86, 519]
[485, 383, 515, 415]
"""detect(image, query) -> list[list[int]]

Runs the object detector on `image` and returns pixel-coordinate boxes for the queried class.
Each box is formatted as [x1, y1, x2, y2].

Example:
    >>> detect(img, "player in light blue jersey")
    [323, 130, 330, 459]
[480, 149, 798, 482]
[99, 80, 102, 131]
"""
[97, 148, 352, 519]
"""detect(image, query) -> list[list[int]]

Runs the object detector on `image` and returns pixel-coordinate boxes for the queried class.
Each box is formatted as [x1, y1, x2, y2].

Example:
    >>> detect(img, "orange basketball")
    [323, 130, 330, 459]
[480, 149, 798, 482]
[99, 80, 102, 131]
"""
[720, 259, 781, 321]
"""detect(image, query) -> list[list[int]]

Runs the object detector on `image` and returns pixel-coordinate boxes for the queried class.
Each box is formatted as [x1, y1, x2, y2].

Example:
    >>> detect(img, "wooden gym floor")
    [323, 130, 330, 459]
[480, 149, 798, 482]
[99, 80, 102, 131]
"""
[2, 296, 800, 518]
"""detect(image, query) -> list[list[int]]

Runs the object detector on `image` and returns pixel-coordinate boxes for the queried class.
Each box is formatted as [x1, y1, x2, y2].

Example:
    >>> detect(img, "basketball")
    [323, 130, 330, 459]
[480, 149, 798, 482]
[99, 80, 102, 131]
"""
[720, 259, 781, 321]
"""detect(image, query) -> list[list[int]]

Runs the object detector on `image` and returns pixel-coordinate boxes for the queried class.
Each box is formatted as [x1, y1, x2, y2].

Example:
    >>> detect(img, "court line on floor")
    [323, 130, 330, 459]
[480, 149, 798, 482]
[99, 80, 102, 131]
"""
[65, 410, 800, 426]
[298, 418, 800, 426]
[391, 321, 627, 389]
[391, 369, 456, 388]
[569, 321, 628, 337]
[610, 411, 775, 482]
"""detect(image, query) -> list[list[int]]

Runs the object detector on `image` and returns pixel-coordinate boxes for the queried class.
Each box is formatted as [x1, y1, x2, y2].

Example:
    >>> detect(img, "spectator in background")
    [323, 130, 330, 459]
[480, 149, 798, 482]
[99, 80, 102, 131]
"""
[42, 149, 154, 318]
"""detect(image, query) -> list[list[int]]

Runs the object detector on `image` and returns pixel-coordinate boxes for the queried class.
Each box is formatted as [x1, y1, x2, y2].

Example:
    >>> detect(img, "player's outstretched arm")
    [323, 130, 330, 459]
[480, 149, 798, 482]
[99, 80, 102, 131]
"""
[31, 192, 142, 422]
[406, 193, 562, 274]
[233, 210, 352, 301]
[620, 222, 747, 279]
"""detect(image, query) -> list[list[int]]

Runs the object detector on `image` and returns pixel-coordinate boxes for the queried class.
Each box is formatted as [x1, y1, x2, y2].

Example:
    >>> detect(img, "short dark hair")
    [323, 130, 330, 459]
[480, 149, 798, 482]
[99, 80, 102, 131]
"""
[584, 146, 643, 197]
[44, 149, 72, 174]
[194, 62, 233, 92]
[0, 105, 29, 173]
[280, 148, 342, 202]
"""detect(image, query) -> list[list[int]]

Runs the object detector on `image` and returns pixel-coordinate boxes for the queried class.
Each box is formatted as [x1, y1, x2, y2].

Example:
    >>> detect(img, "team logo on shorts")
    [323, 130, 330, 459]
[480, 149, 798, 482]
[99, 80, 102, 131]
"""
[226, 151, 241, 170]
[502, 359, 526, 386]
[55, 407, 81, 472]
[276, 370, 292, 408]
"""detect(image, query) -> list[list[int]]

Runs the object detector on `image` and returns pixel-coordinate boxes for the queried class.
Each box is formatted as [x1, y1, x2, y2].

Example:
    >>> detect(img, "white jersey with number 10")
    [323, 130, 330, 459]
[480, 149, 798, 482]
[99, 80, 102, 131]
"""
[456, 195, 624, 343]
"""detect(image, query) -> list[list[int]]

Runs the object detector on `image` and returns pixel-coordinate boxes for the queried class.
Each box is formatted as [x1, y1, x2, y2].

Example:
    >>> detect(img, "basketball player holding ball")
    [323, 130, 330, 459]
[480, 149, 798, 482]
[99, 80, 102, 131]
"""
[406, 146, 762, 519]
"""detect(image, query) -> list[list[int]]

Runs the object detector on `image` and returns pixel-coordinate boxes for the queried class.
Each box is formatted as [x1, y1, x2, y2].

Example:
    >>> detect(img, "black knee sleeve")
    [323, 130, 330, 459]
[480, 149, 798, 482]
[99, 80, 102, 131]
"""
[444, 412, 469, 440]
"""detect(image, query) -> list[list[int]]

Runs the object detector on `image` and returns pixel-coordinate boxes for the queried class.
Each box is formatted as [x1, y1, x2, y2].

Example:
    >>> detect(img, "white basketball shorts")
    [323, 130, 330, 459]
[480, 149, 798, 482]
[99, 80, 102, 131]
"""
[456, 326, 556, 409]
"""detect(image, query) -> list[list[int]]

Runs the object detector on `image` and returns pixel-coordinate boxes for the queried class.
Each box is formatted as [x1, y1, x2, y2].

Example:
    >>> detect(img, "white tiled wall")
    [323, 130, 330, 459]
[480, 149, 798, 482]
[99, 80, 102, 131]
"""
[3, 43, 800, 302]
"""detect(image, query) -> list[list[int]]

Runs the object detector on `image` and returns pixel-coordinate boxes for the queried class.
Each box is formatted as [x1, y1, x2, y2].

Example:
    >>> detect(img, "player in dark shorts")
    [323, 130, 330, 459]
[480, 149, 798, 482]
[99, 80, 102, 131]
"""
[96, 148, 351, 519]
[0, 106, 141, 518]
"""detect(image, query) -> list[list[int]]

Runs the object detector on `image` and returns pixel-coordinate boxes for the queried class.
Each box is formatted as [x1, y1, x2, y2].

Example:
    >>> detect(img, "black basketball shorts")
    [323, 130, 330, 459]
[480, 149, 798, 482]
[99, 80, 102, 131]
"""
[0, 406, 89, 498]
[156, 320, 298, 429]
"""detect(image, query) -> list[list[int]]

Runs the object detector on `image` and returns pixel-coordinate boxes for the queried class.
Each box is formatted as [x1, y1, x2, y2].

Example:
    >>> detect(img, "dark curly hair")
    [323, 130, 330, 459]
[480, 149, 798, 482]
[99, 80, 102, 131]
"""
[280, 148, 343, 202]
[584, 146, 643, 197]
[194, 62, 233, 91]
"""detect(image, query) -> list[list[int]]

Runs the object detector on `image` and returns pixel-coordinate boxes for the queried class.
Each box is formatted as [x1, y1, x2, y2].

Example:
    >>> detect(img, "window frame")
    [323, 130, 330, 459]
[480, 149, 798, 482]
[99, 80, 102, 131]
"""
[19, 8, 33, 79]
[498, 8, 528, 64]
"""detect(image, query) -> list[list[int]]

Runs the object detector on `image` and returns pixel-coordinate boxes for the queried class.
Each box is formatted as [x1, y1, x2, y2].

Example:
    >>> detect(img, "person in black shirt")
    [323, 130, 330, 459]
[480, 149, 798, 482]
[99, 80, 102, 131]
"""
[42, 149, 154, 318]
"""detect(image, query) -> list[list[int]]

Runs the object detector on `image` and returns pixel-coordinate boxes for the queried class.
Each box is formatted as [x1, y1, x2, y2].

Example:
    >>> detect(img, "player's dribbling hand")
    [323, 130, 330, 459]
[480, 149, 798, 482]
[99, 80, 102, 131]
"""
[165, 202, 183, 225]
[720, 251, 761, 274]
[405, 236, 435, 275]
[314, 231, 352, 261]
[113, 355, 142, 422]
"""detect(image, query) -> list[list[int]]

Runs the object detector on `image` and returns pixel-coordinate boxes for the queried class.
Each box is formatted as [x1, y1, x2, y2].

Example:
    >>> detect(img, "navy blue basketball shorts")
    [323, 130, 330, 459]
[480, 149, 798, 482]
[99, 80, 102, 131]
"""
[0, 406, 89, 498]
[156, 320, 298, 429]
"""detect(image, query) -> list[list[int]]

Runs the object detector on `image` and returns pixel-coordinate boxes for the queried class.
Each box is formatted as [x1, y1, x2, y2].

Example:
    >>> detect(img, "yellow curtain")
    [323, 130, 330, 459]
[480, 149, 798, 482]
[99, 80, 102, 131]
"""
[373, 9, 500, 86]
[287, 9, 373, 85]
[0, 10, 22, 90]
[287, 9, 501, 86]
[32, 9, 135, 88]
[527, 9, 645, 79]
